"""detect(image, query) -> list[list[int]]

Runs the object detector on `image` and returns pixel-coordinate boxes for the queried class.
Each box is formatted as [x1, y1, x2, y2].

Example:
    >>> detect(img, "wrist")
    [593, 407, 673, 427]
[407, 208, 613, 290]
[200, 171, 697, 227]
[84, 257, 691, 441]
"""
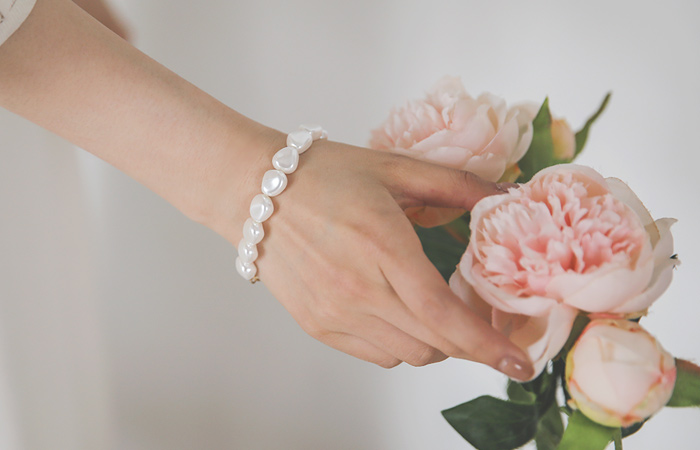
[190, 121, 286, 245]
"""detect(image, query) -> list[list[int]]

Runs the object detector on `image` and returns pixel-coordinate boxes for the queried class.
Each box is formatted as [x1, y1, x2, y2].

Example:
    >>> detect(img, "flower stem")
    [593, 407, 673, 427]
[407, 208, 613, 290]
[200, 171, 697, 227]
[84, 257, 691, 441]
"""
[613, 428, 623, 450]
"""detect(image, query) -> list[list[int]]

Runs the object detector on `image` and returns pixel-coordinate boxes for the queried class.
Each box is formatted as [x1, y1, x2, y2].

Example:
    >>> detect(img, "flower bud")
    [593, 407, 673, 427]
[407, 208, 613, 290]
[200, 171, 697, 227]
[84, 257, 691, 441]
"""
[565, 319, 676, 428]
[551, 118, 575, 160]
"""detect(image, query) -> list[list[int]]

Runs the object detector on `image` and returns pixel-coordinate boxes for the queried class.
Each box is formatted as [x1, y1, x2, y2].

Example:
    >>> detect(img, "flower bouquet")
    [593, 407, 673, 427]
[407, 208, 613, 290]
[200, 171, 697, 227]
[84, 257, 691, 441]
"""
[370, 77, 700, 449]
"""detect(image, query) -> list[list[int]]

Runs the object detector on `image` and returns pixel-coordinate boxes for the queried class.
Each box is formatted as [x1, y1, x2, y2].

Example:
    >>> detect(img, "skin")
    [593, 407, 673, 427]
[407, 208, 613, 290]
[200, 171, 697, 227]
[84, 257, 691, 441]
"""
[0, 0, 534, 380]
[71, 0, 130, 40]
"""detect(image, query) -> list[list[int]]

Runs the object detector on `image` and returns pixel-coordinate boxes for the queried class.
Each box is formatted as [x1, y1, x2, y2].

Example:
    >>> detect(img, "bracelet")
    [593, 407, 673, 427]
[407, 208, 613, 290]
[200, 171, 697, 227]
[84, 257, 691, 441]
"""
[235, 124, 327, 283]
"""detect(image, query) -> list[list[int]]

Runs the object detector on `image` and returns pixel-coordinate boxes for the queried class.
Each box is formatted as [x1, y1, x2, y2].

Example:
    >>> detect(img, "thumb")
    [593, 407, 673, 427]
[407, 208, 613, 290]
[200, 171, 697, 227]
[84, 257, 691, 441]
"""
[389, 158, 516, 212]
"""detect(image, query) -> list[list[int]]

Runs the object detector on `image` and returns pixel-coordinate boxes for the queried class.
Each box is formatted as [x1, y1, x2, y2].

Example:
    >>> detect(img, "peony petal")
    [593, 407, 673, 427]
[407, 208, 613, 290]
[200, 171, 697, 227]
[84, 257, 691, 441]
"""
[651, 217, 677, 259]
[464, 258, 560, 316]
[609, 218, 678, 315]
[418, 143, 475, 169]
[506, 103, 538, 165]
[370, 80, 530, 192]
[549, 257, 654, 312]
[606, 177, 660, 246]
[449, 269, 493, 323]
[450, 269, 578, 381]
[501, 303, 578, 379]
[425, 76, 469, 109]
[460, 152, 509, 182]
[531, 164, 611, 197]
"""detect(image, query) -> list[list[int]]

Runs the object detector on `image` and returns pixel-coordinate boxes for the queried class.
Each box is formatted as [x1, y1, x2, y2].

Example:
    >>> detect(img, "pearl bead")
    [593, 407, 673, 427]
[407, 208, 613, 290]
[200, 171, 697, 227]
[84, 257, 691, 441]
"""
[243, 218, 264, 245]
[250, 194, 273, 222]
[238, 239, 258, 264]
[287, 130, 313, 153]
[272, 147, 299, 174]
[235, 257, 257, 281]
[300, 124, 326, 140]
[261, 169, 288, 197]
[237, 125, 326, 282]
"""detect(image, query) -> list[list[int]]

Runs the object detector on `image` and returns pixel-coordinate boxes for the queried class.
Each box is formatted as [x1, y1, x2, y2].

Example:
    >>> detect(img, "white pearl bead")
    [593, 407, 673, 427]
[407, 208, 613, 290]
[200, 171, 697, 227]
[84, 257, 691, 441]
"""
[250, 194, 274, 222]
[243, 218, 264, 245]
[235, 257, 257, 281]
[272, 147, 299, 174]
[300, 124, 325, 140]
[237, 239, 258, 264]
[287, 130, 313, 153]
[261, 169, 288, 197]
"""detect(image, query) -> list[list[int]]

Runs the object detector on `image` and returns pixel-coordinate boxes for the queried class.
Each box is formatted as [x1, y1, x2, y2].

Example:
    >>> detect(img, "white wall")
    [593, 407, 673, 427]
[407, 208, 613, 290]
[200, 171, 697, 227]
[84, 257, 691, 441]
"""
[4, 0, 698, 449]
[95, 1, 700, 448]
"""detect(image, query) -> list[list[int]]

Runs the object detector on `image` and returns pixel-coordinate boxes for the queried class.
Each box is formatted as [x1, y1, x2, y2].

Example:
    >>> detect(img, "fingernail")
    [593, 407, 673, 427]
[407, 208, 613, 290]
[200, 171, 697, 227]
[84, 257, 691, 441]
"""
[497, 356, 534, 381]
[496, 182, 520, 193]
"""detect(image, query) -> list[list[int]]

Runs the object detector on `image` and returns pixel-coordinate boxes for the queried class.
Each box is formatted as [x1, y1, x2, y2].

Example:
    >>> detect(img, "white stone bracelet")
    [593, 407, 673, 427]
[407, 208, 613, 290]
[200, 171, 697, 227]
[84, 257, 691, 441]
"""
[235, 124, 327, 282]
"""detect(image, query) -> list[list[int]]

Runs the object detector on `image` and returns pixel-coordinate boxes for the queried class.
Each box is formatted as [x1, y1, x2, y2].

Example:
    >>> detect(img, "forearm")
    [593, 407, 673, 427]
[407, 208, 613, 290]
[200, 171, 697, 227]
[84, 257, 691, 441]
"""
[0, 0, 278, 233]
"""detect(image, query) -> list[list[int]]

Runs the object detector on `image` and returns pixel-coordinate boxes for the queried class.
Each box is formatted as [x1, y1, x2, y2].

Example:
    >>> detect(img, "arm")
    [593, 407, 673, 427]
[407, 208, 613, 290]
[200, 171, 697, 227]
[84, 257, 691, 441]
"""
[0, 0, 534, 379]
[0, 0, 267, 228]
[71, 0, 130, 40]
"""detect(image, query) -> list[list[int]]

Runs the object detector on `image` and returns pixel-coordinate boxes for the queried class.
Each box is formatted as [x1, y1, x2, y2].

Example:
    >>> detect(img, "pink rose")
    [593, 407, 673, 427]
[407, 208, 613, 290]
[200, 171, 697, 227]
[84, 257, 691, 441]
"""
[565, 319, 676, 427]
[449, 164, 677, 377]
[369, 76, 535, 183]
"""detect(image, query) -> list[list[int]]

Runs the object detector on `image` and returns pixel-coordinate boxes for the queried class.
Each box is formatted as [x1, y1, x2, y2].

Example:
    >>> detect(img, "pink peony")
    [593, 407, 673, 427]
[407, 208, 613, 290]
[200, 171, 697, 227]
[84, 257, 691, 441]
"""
[565, 319, 676, 427]
[450, 272, 578, 378]
[369, 76, 535, 183]
[450, 164, 677, 378]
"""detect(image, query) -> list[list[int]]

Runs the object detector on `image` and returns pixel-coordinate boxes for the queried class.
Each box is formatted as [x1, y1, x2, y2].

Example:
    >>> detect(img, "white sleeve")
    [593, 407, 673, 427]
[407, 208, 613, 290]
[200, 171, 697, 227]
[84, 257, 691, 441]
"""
[0, 0, 37, 47]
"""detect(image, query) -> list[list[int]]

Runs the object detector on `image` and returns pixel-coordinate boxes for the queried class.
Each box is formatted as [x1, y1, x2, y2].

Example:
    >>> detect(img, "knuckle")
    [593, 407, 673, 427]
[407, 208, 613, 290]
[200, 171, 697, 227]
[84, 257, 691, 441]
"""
[451, 169, 479, 190]
[375, 356, 402, 369]
[302, 321, 330, 341]
[376, 153, 417, 194]
[378, 153, 409, 178]
[405, 346, 442, 367]
[453, 169, 497, 198]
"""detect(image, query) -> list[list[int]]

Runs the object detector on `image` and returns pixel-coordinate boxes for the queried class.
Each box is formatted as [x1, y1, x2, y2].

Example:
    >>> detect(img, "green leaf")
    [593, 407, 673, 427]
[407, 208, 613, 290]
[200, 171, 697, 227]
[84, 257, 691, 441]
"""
[557, 411, 616, 450]
[507, 361, 561, 405]
[574, 93, 611, 157]
[443, 368, 563, 450]
[667, 359, 700, 407]
[442, 396, 539, 450]
[416, 225, 466, 282]
[535, 403, 564, 450]
[513, 365, 565, 449]
[558, 315, 590, 359]
[517, 98, 556, 183]
[507, 380, 537, 404]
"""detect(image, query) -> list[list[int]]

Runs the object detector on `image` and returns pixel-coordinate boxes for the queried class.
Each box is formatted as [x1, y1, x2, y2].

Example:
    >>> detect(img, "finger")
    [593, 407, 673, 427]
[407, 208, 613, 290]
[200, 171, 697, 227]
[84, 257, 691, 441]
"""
[319, 332, 402, 369]
[377, 224, 535, 381]
[386, 157, 512, 211]
[404, 205, 466, 228]
[348, 315, 447, 367]
[369, 294, 471, 360]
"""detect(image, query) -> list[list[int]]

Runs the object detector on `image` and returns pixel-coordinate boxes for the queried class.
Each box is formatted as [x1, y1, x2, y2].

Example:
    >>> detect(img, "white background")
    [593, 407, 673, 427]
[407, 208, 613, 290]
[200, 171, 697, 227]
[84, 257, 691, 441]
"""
[1, 0, 699, 449]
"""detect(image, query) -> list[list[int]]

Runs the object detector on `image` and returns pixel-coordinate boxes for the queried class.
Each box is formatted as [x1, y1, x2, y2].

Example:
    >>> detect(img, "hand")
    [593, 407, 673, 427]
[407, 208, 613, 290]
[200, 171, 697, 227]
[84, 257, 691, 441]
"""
[228, 133, 534, 380]
[0, 0, 531, 380]
[72, 0, 130, 41]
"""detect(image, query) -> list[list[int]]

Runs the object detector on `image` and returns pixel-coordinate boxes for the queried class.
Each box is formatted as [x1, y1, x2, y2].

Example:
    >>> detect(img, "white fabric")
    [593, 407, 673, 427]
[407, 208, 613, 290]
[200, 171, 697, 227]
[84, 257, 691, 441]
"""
[0, 0, 36, 46]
